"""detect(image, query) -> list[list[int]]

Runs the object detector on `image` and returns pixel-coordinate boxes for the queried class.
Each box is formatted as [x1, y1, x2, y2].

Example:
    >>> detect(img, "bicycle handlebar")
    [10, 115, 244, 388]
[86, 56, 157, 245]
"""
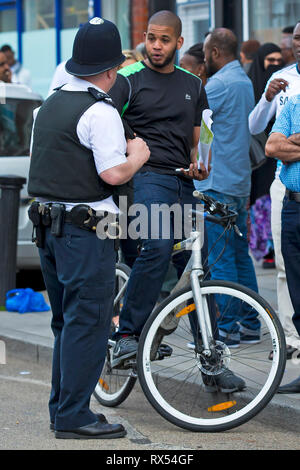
[192, 190, 242, 236]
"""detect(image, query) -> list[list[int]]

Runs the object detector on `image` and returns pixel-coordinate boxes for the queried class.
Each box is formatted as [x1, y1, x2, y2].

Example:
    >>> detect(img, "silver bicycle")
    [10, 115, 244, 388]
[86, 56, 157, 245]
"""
[94, 191, 286, 432]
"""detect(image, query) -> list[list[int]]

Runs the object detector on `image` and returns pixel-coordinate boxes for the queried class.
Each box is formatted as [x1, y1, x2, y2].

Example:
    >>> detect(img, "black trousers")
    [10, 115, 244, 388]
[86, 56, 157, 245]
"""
[281, 197, 300, 337]
[39, 223, 115, 430]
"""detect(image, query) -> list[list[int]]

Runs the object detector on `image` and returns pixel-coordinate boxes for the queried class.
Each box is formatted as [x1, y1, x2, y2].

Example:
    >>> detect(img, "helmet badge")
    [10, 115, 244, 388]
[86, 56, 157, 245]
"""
[89, 17, 104, 25]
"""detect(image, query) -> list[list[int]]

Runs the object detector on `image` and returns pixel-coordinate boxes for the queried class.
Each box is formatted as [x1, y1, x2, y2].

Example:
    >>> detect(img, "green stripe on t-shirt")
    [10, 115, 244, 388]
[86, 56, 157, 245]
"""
[121, 101, 129, 117]
[174, 65, 201, 80]
[118, 61, 146, 77]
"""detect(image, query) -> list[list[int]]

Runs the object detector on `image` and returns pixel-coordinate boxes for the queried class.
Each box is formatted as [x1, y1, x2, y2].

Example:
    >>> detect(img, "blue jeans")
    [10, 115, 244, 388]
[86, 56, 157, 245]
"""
[203, 190, 260, 335]
[282, 197, 300, 337]
[117, 172, 217, 338]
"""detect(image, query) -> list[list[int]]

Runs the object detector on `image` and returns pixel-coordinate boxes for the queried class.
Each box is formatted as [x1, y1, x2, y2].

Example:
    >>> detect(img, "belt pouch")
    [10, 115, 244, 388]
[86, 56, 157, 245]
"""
[50, 204, 65, 237]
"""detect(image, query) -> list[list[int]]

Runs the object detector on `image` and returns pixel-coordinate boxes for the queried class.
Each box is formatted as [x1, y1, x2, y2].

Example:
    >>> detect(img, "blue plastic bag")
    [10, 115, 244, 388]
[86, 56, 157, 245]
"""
[6, 288, 51, 314]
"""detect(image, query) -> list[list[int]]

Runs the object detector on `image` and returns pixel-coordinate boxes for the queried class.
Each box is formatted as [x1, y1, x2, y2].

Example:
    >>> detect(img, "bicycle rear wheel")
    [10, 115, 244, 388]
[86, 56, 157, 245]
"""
[137, 280, 286, 432]
[93, 263, 137, 407]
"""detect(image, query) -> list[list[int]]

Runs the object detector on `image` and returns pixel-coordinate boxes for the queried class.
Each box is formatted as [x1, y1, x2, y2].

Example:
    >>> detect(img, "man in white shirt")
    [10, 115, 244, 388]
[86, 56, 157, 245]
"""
[28, 18, 150, 439]
[249, 21, 300, 357]
[1, 45, 31, 87]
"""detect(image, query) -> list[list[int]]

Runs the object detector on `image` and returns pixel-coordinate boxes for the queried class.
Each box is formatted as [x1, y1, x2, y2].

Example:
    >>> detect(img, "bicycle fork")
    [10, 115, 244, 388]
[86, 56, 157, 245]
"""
[190, 231, 213, 356]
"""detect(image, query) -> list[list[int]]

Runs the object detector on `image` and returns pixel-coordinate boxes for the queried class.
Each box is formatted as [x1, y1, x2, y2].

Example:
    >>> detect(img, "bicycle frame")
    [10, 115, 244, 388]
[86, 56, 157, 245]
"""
[171, 220, 214, 355]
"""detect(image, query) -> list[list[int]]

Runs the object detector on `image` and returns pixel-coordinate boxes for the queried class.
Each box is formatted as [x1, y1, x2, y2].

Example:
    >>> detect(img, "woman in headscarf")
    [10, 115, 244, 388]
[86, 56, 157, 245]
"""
[247, 43, 283, 269]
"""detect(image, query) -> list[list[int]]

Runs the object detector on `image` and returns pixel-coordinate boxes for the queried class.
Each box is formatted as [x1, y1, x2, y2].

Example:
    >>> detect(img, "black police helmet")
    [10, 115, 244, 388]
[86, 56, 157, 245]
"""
[66, 17, 126, 76]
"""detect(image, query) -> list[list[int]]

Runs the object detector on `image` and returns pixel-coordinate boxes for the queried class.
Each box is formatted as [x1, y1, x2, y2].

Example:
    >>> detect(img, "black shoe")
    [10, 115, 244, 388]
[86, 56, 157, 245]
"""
[112, 336, 138, 368]
[277, 376, 300, 394]
[55, 420, 126, 439]
[202, 368, 246, 393]
[50, 413, 108, 432]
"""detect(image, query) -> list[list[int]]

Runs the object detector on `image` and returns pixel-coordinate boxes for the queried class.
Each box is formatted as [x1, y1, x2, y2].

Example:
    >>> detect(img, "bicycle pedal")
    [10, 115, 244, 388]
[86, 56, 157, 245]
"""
[154, 344, 173, 361]
[112, 358, 137, 370]
[123, 359, 137, 369]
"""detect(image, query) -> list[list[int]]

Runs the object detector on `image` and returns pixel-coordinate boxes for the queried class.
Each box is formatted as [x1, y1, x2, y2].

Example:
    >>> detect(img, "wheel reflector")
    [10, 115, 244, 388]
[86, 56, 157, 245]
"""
[176, 303, 196, 317]
[99, 378, 109, 391]
[208, 401, 237, 412]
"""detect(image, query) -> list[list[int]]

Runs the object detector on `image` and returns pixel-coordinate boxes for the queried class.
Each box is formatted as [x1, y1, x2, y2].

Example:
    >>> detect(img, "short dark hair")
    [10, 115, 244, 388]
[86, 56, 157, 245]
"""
[282, 25, 295, 34]
[0, 44, 13, 53]
[184, 43, 205, 64]
[148, 10, 182, 38]
[207, 28, 238, 58]
[241, 40, 260, 60]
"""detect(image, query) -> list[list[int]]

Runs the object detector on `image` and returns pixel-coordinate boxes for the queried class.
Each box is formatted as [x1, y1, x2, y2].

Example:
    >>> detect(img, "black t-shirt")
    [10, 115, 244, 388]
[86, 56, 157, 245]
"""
[109, 61, 208, 174]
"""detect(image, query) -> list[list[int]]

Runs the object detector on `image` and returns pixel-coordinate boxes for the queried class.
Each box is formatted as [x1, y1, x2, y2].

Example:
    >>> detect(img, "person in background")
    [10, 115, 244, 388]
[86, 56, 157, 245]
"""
[135, 41, 147, 59]
[179, 43, 207, 85]
[1, 44, 31, 87]
[282, 25, 295, 38]
[266, 94, 300, 393]
[280, 35, 295, 67]
[240, 39, 261, 74]
[0, 51, 11, 83]
[119, 49, 144, 68]
[249, 22, 300, 360]
[195, 28, 260, 349]
[247, 43, 283, 269]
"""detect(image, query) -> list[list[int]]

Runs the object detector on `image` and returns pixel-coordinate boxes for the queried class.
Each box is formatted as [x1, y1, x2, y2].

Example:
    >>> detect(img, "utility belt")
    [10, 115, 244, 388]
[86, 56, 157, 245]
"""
[28, 202, 118, 249]
[286, 190, 300, 203]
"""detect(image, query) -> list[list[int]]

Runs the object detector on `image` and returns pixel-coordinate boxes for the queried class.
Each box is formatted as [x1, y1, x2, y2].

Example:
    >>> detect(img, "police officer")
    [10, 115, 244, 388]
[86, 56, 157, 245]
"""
[28, 17, 149, 439]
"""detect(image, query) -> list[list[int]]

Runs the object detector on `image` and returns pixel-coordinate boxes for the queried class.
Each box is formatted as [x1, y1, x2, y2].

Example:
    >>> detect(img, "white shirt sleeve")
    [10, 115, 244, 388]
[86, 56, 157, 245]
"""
[248, 94, 277, 135]
[77, 101, 127, 174]
[47, 62, 70, 97]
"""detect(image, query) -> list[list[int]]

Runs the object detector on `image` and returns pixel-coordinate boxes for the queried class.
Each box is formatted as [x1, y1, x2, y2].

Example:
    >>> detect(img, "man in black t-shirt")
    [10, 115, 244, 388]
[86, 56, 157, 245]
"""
[110, 53, 208, 175]
[111, 11, 245, 393]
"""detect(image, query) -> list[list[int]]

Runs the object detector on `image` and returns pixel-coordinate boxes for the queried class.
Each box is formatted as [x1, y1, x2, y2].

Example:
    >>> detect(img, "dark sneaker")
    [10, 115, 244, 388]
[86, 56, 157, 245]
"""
[202, 368, 246, 393]
[112, 336, 138, 368]
[219, 330, 240, 349]
[239, 326, 261, 345]
[240, 332, 261, 344]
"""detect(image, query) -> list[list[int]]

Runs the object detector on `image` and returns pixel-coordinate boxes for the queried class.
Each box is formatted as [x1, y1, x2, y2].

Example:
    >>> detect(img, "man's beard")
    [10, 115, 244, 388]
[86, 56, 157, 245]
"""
[146, 45, 177, 69]
[205, 56, 218, 78]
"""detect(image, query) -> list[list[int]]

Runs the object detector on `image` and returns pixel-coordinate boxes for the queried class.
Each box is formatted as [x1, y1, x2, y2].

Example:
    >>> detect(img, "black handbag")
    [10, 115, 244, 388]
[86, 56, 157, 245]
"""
[249, 132, 268, 170]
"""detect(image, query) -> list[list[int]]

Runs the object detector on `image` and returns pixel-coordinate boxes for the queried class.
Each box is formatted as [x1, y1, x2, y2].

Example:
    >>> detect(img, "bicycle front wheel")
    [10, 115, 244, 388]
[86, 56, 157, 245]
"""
[94, 263, 137, 407]
[137, 280, 286, 432]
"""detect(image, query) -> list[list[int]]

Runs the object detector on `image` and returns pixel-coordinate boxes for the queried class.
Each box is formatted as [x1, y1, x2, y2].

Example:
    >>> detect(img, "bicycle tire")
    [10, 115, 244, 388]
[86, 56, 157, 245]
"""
[93, 263, 137, 407]
[137, 280, 286, 432]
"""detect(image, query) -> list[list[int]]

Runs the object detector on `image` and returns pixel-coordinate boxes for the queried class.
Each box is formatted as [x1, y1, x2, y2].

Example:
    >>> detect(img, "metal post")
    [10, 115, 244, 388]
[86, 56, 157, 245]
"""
[55, 0, 62, 65]
[0, 175, 26, 308]
[16, 0, 23, 64]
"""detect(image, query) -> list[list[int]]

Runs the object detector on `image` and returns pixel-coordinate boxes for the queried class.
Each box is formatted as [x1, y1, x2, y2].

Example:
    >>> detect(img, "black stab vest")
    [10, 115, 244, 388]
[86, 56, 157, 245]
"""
[28, 88, 119, 203]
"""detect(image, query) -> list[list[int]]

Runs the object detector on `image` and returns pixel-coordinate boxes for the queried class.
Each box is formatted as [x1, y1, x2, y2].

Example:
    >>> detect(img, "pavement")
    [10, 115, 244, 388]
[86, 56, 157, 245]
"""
[1, 261, 300, 414]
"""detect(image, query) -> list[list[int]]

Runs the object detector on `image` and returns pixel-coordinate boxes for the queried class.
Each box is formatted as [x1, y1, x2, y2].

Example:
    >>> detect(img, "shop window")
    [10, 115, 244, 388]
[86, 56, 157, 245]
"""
[24, 0, 55, 31]
[0, 7, 16, 32]
[249, 0, 300, 43]
[62, 0, 89, 29]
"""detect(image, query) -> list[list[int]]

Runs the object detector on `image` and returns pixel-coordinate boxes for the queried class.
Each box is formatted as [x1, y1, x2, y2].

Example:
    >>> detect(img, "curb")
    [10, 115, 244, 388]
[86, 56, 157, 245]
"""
[0, 334, 53, 365]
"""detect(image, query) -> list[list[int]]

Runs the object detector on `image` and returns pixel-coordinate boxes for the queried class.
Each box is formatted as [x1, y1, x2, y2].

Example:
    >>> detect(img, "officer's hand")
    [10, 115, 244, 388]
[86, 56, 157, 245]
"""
[179, 162, 210, 181]
[265, 78, 289, 102]
[127, 137, 150, 164]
